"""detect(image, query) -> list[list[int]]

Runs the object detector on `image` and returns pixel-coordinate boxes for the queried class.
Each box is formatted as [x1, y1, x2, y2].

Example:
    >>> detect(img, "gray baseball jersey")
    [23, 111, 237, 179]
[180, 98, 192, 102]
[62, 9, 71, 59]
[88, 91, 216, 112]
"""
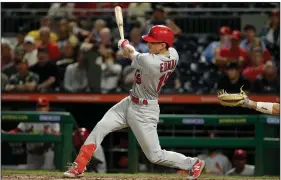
[131, 48, 179, 99]
[83, 47, 198, 171]
[204, 153, 232, 174]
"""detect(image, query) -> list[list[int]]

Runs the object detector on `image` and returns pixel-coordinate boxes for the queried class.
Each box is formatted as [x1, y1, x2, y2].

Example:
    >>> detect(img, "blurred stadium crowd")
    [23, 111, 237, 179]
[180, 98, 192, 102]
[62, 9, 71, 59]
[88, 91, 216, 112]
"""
[1, 2, 280, 94]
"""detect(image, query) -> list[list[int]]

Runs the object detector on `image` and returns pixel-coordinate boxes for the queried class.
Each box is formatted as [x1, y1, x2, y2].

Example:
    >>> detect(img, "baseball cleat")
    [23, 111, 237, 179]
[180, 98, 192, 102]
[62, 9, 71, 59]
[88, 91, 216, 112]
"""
[187, 160, 205, 180]
[63, 162, 84, 178]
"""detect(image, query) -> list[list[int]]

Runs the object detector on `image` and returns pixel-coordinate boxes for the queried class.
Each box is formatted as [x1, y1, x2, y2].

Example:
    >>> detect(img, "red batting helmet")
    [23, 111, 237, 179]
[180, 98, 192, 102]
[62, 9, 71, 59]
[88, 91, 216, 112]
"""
[37, 96, 49, 107]
[234, 149, 247, 159]
[142, 25, 174, 47]
[73, 128, 90, 147]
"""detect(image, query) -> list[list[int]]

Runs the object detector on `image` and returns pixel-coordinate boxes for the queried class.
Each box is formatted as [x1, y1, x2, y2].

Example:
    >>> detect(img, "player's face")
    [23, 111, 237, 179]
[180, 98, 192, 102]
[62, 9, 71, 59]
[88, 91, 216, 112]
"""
[147, 42, 166, 54]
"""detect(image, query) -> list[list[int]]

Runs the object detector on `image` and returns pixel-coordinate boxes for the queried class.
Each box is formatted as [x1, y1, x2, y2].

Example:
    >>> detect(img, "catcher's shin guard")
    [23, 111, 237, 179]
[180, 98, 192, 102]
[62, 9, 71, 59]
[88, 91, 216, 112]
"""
[75, 144, 96, 173]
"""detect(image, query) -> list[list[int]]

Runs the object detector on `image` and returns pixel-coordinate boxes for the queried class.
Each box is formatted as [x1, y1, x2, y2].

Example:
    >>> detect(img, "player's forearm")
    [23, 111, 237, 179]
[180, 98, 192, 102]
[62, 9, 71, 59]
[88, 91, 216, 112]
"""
[248, 101, 280, 115]
[123, 44, 140, 61]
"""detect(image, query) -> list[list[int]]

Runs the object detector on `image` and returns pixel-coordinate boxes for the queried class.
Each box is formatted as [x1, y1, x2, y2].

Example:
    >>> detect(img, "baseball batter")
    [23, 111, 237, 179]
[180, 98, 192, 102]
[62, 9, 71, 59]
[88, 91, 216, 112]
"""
[64, 25, 205, 179]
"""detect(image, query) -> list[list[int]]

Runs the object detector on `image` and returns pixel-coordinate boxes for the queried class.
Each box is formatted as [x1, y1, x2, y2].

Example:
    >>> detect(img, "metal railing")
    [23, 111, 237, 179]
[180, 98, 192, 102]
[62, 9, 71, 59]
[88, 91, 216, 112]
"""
[1, 7, 276, 36]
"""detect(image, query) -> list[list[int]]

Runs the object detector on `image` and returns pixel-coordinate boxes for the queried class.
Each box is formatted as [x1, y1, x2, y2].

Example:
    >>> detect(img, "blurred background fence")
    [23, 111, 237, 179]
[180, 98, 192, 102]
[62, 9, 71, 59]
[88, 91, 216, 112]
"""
[1, 6, 277, 37]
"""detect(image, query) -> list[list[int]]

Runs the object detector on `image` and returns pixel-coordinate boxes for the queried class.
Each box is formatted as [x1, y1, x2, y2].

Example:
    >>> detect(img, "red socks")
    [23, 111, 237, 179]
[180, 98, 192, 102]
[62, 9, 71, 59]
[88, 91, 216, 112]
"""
[75, 144, 96, 173]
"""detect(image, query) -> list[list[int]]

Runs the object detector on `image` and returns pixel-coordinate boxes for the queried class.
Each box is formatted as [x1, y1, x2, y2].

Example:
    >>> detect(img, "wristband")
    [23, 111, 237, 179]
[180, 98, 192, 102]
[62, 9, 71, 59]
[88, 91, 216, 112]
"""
[256, 102, 273, 114]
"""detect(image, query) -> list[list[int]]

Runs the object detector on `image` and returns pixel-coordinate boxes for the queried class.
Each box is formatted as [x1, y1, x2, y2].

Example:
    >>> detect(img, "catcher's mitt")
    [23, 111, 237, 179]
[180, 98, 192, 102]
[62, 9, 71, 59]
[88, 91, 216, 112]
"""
[217, 86, 247, 107]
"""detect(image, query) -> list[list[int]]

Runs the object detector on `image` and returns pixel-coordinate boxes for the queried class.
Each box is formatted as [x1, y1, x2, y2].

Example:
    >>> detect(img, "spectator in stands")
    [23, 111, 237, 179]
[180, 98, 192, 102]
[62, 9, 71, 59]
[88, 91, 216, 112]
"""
[73, 2, 128, 16]
[48, 3, 74, 19]
[2, 60, 20, 79]
[27, 16, 58, 44]
[217, 62, 251, 93]
[1, 73, 8, 91]
[252, 61, 280, 94]
[68, 20, 90, 42]
[63, 52, 88, 92]
[56, 42, 76, 88]
[240, 24, 266, 51]
[216, 30, 248, 67]
[99, 28, 115, 51]
[30, 46, 59, 92]
[57, 19, 79, 50]
[121, 66, 135, 90]
[127, 3, 152, 32]
[204, 132, 232, 175]
[248, 38, 272, 65]
[85, 19, 107, 43]
[2, 44, 25, 78]
[226, 149, 255, 176]
[242, 48, 266, 82]
[6, 97, 59, 170]
[129, 27, 149, 53]
[15, 27, 27, 53]
[127, 3, 151, 19]
[162, 69, 182, 93]
[201, 26, 231, 64]
[37, 27, 60, 61]
[260, 9, 280, 51]
[14, 45, 25, 64]
[100, 48, 122, 92]
[81, 27, 115, 53]
[5, 61, 39, 92]
[23, 36, 38, 67]
[58, 41, 76, 65]
[79, 47, 102, 92]
[1, 38, 13, 67]
[145, 5, 182, 36]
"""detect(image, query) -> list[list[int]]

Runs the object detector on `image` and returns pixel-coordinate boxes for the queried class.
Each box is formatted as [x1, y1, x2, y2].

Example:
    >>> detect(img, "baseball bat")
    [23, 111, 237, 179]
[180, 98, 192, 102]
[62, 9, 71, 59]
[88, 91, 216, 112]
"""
[115, 6, 124, 40]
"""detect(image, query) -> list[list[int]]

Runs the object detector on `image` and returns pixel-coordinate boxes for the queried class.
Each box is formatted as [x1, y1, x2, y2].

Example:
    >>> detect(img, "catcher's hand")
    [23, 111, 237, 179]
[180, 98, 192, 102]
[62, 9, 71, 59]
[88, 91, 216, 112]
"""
[217, 86, 249, 107]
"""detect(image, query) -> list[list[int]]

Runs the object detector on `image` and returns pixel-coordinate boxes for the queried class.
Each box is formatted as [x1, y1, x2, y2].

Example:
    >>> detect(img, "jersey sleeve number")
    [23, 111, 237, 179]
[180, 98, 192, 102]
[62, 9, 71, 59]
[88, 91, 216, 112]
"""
[156, 71, 172, 93]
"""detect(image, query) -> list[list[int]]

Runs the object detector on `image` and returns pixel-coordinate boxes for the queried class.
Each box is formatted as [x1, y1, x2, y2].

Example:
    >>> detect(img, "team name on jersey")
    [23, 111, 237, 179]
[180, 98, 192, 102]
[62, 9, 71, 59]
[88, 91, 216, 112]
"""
[160, 60, 177, 72]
